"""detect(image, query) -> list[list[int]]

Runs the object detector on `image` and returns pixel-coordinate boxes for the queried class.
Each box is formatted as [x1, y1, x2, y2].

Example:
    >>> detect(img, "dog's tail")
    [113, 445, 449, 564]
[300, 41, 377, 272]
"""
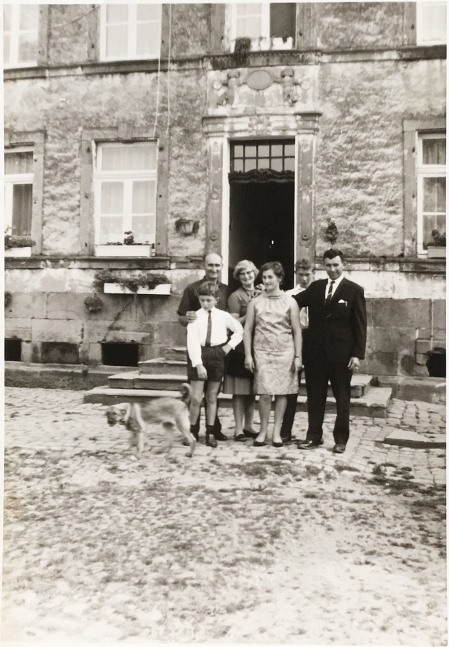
[179, 382, 191, 406]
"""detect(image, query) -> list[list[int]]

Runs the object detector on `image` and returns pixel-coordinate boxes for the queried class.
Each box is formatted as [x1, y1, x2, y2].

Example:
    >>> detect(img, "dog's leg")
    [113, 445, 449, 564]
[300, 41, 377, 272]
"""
[161, 422, 175, 454]
[177, 411, 196, 458]
[133, 403, 146, 458]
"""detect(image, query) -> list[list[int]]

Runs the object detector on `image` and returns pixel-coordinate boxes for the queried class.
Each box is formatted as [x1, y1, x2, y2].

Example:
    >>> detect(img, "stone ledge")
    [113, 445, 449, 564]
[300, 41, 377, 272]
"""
[376, 375, 446, 404]
[383, 429, 446, 449]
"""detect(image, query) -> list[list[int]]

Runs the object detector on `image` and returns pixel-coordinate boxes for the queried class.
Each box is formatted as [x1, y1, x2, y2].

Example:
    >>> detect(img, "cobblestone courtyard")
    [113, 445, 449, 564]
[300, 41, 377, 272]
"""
[2, 387, 447, 645]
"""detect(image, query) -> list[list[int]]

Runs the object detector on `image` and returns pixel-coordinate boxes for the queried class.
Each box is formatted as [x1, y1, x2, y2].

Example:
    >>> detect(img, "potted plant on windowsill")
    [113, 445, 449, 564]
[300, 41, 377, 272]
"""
[93, 269, 171, 295]
[427, 229, 446, 259]
[4, 229, 34, 257]
[95, 231, 155, 257]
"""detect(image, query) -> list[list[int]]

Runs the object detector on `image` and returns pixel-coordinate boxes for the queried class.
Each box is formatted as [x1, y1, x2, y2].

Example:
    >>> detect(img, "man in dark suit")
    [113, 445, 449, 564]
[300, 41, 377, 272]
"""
[293, 249, 367, 453]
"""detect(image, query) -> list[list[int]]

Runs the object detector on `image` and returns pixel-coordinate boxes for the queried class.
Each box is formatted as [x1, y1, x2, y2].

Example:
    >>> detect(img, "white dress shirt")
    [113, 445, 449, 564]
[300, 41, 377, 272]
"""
[285, 285, 309, 328]
[187, 307, 243, 367]
[325, 275, 344, 301]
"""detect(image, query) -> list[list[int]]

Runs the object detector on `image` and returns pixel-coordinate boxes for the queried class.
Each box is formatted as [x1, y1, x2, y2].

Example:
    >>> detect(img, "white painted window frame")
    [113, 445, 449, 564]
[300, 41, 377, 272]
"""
[416, 1, 447, 46]
[227, 3, 293, 52]
[416, 132, 446, 255]
[93, 141, 158, 249]
[99, 4, 162, 62]
[3, 5, 38, 68]
[4, 147, 34, 233]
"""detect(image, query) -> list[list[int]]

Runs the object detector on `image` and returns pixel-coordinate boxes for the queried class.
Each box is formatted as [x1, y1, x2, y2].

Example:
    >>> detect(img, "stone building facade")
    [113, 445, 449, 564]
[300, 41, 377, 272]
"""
[4, 2, 446, 375]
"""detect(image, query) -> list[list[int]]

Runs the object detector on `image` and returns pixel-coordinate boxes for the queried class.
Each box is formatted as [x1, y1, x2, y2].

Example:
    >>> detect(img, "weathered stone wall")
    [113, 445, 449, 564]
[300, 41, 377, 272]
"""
[170, 4, 210, 58]
[316, 3, 407, 50]
[315, 58, 446, 256]
[47, 4, 93, 64]
[4, 69, 208, 256]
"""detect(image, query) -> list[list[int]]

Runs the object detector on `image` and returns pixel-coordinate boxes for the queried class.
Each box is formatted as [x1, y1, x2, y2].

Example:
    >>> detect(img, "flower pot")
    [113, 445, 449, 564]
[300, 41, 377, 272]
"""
[5, 246, 32, 257]
[96, 245, 151, 257]
[427, 246, 446, 259]
[103, 283, 171, 295]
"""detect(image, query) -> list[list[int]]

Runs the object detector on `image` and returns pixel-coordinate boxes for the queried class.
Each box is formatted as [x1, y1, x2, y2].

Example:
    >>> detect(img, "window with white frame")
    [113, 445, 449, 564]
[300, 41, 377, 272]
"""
[94, 142, 158, 247]
[4, 149, 34, 236]
[417, 133, 446, 253]
[100, 4, 162, 61]
[416, 1, 447, 45]
[3, 4, 39, 68]
[229, 3, 296, 51]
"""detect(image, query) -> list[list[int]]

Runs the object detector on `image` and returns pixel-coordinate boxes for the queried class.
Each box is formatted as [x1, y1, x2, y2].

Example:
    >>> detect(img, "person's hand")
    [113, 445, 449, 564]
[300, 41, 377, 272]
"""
[293, 357, 303, 372]
[186, 311, 198, 323]
[254, 284, 264, 295]
[348, 357, 360, 371]
[196, 364, 207, 379]
[222, 344, 232, 356]
[244, 356, 255, 372]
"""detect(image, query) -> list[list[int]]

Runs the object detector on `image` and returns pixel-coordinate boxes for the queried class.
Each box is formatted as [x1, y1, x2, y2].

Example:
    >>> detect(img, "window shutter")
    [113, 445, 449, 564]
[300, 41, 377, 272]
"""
[270, 3, 296, 39]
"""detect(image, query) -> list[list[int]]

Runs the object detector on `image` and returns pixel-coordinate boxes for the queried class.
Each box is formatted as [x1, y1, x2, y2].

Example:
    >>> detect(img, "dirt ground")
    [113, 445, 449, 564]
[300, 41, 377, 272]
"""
[1, 389, 447, 646]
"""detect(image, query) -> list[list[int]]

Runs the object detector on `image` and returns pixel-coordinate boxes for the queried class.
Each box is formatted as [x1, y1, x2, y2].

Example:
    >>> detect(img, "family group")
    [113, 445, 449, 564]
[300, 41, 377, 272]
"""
[177, 249, 367, 455]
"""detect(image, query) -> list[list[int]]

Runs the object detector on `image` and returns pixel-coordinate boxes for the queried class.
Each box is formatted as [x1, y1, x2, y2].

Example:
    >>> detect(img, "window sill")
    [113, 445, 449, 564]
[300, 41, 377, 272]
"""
[103, 283, 171, 295]
[427, 247, 446, 259]
[96, 245, 153, 258]
[5, 247, 32, 258]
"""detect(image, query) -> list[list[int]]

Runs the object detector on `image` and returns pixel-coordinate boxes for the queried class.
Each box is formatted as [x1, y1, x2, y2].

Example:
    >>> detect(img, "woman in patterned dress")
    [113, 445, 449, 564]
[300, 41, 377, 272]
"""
[244, 261, 302, 447]
[223, 260, 260, 441]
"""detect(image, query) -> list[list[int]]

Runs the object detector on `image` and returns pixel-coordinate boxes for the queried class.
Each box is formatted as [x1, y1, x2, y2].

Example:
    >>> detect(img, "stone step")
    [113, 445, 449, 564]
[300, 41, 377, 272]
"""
[139, 358, 186, 375]
[83, 385, 393, 418]
[164, 346, 187, 361]
[110, 370, 374, 399]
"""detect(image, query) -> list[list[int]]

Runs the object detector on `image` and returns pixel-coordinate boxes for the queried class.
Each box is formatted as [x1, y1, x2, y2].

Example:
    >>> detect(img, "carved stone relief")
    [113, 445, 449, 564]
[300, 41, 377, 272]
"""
[208, 66, 315, 111]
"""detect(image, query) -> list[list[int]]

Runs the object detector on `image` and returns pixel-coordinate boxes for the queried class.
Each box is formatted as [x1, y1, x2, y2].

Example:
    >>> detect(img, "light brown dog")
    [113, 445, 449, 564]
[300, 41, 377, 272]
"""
[105, 383, 196, 457]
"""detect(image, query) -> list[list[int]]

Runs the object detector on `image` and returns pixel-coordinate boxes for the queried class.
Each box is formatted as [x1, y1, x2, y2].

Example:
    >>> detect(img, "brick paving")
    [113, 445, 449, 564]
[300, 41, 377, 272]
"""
[4, 387, 446, 486]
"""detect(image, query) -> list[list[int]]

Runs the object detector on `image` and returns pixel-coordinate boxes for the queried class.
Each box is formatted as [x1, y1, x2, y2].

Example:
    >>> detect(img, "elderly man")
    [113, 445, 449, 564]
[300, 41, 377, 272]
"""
[178, 252, 229, 441]
[293, 249, 367, 454]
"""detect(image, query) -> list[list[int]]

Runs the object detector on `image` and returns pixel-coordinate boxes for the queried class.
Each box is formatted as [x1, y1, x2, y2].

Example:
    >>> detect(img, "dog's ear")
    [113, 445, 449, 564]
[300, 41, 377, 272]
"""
[179, 383, 191, 405]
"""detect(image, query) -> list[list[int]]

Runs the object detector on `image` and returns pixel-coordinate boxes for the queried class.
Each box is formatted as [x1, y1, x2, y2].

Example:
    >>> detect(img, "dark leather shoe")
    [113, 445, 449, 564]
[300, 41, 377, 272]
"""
[213, 429, 228, 441]
[333, 443, 346, 454]
[206, 432, 217, 448]
[297, 439, 321, 450]
[272, 441, 283, 448]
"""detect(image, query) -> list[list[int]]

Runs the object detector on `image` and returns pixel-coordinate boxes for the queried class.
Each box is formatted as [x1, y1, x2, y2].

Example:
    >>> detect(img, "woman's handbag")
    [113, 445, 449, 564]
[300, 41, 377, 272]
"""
[226, 341, 253, 379]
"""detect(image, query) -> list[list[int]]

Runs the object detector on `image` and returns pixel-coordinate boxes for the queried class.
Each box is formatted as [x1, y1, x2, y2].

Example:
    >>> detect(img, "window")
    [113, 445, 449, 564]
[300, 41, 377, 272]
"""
[4, 149, 34, 236]
[229, 3, 295, 51]
[417, 133, 446, 253]
[94, 142, 158, 247]
[3, 4, 39, 67]
[231, 140, 295, 173]
[416, 1, 447, 45]
[100, 4, 162, 61]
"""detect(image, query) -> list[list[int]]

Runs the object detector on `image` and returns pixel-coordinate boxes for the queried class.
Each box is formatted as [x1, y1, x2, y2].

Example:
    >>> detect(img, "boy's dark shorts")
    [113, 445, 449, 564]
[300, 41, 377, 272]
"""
[187, 345, 226, 382]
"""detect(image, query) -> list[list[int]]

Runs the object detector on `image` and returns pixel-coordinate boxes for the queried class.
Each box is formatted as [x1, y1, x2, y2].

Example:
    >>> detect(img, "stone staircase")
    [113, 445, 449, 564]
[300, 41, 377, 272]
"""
[83, 347, 393, 417]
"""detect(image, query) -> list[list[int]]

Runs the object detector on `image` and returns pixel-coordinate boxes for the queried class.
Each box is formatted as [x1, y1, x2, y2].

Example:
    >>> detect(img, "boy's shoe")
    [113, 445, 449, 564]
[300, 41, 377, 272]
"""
[206, 429, 217, 448]
[213, 429, 228, 441]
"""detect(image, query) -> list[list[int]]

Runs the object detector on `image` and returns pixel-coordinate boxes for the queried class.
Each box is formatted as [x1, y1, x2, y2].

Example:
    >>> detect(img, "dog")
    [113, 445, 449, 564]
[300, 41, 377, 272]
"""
[105, 383, 196, 458]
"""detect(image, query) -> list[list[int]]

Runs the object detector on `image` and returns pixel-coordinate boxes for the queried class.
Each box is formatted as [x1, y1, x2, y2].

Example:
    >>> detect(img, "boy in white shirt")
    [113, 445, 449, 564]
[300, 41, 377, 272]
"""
[187, 282, 243, 447]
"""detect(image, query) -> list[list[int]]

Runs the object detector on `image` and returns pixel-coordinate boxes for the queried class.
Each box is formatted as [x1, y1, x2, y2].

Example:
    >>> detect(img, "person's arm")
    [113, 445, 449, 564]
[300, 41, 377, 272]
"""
[348, 286, 367, 369]
[243, 300, 256, 372]
[293, 283, 312, 308]
[222, 313, 243, 354]
[227, 291, 246, 324]
[177, 285, 198, 327]
[289, 299, 303, 371]
[186, 319, 203, 368]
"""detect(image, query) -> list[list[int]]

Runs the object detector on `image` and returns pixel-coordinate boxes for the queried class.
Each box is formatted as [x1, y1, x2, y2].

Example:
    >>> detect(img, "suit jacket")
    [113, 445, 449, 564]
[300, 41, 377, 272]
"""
[293, 277, 367, 363]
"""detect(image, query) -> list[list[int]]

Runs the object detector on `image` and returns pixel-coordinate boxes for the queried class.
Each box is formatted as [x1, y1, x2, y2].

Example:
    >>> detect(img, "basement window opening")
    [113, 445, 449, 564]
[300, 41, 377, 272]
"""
[101, 342, 139, 367]
[5, 338, 22, 361]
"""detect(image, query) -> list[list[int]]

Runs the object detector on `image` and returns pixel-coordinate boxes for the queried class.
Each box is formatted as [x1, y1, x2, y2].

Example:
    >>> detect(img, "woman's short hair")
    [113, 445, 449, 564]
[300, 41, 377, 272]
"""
[233, 260, 258, 281]
[258, 261, 285, 285]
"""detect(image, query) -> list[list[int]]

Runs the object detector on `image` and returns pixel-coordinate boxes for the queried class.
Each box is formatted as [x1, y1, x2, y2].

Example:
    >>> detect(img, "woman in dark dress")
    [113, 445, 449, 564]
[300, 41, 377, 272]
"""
[223, 260, 260, 441]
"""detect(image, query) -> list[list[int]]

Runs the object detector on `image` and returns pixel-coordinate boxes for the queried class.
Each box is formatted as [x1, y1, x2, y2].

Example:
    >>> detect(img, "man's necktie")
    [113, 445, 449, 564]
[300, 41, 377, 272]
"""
[326, 281, 335, 303]
[205, 311, 212, 346]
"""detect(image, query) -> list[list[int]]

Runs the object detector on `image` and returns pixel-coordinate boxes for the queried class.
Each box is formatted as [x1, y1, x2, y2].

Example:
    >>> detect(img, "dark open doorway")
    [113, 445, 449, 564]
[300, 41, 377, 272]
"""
[228, 140, 295, 291]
